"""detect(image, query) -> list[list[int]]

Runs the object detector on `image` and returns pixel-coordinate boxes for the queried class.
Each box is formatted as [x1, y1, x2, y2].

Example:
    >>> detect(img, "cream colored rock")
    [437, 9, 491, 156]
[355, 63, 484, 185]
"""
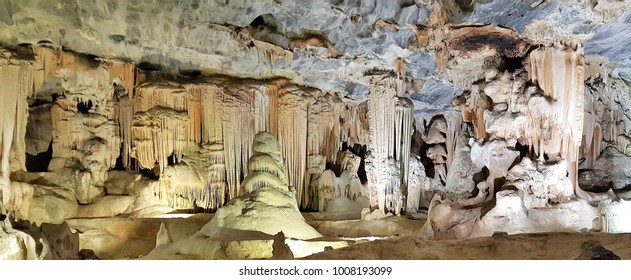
[338, 151, 360, 175]
[142, 132, 322, 259]
[28, 185, 78, 225]
[421, 194, 480, 239]
[156, 222, 172, 248]
[470, 190, 533, 238]
[325, 197, 363, 213]
[505, 158, 574, 209]
[425, 127, 446, 144]
[76, 195, 136, 218]
[104, 171, 144, 195]
[0, 217, 49, 260]
[444, 136, 479, 199]
[406, 156, 432, 213]
[307, 154, 326, 175]
[361, 208, 393, 221]
[426, 145, 447, 163]
[599, 199, 631, 233]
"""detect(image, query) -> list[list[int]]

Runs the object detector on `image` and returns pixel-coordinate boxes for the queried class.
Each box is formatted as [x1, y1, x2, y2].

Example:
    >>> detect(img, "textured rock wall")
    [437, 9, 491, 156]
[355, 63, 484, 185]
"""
[1, 0, 631, 241]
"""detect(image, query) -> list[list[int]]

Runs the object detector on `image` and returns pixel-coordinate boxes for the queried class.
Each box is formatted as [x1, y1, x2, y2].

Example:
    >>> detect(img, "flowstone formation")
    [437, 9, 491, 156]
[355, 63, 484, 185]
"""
[2, 0, 631, 260]
[143, 132, 325, 259]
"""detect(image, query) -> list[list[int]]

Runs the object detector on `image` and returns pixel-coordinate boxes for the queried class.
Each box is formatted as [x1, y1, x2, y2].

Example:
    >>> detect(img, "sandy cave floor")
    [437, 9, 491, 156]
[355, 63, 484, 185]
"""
[305, 232, 631, 260]
[65, 212, 631, 260]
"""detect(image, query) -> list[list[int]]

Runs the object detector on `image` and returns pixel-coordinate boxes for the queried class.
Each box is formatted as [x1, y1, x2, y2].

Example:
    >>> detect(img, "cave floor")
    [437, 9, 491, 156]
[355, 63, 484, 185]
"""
[66, 213, 631, 260]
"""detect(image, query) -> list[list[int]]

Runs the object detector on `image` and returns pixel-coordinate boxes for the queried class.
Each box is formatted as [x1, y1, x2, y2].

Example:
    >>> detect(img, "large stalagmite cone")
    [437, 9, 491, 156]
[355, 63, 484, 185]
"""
[143, 131, 321, 260]
[241, 131, 290, 195]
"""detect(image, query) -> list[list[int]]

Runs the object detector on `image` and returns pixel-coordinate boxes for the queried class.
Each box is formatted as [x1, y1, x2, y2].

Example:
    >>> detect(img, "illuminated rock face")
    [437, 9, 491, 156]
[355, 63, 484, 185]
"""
[143, 132, 322, 259]
[200, 131, 321, 240]
[1, 0, 631, 260]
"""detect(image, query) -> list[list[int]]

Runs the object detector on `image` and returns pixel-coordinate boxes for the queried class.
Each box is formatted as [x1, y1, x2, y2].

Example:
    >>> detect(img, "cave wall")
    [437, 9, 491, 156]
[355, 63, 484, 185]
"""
[2, 0, 631, 241]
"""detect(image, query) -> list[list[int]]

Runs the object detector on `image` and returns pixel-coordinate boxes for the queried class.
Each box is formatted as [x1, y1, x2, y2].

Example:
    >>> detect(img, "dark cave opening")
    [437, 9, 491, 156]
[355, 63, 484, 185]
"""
[112, 154, 126, 171]
[340, 142, 368, 184]
[498, 56, 524, 72]
[25, 141, 53, 172]
[77, 100, 93, 114]
[473, 166, 490, 186]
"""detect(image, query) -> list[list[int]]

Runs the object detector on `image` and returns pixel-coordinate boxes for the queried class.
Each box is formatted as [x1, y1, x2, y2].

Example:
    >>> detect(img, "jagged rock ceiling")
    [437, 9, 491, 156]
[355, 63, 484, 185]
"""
[2, 0, 629, 101]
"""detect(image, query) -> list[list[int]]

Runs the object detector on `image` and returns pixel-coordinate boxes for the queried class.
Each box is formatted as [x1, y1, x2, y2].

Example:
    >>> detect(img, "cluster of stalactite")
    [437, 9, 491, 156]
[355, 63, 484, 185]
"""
[0, 50, 34, 216]
[418, 41, 604, 239]
[454, 43, 585, 191]
[366, 74, 414, 214]
[581, 72, 630, 167]
[125, 79, 373, 211]
[407, 112, 462, 210]
[2, 45, 418, 216]
[36, 45, 132, 202]
[525, 43, 585, 188]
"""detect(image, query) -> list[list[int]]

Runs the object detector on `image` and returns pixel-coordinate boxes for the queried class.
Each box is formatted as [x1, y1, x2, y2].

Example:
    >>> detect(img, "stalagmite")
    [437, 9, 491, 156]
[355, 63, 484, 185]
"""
[240, 131, 290, 193]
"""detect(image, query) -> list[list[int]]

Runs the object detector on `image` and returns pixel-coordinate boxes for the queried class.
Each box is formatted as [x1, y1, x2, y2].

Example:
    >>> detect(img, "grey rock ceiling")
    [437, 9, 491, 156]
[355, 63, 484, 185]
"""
[1, 0, 630, 105]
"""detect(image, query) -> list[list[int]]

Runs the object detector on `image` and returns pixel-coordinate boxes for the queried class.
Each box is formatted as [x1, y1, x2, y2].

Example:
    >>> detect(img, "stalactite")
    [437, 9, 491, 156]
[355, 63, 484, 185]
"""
[117, 95, 134, 169]
[50, 102, 79, 149]
[367, 75, 400, 213]
[205, 142, 228, 209]
[134, 83, 188, 113]
[266, 84, 279, 137]
[1, 54, 34, 215]
[253, 40, 293, 70]
[219, 90, 255, 199]
[131, 108, 191, 173]
[154, 164, 209, 210]
[581, 94, 602, 169]
[444, 111, 463, 172]
[395, 98, 414, 192]
[5, 58, 34, 173]
[278, 91, 309, 206]
[4, 182, 34, 220]
[184, 85, 204, 145]
[201, 85, 224, 144]
[461, 87, 489, 139]
[396, 58, 406, 81]
[104, 61, 135, 98]
[32, 46, 61, 92]
[526, 43, 585, 188]
[254, 87, 270, 133]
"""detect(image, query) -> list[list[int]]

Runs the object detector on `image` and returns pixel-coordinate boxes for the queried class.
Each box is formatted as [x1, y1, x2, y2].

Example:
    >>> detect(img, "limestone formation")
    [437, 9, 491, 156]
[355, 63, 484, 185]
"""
[2, 0, 631, 261]
[142, 132, 323, 259]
